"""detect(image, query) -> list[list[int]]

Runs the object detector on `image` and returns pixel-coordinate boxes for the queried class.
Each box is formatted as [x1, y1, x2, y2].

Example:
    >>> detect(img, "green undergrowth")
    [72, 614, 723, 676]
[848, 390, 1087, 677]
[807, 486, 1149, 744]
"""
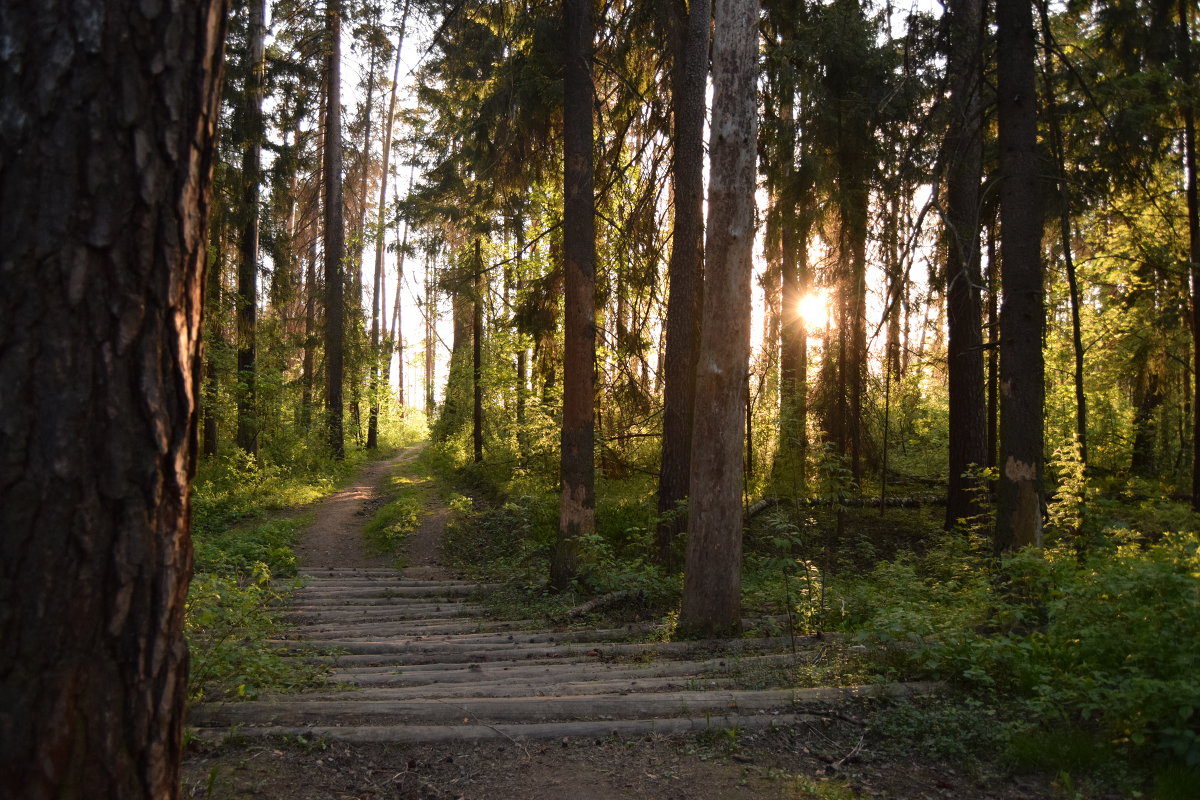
[746, 511, 1200, 794]
[187, 513, 316, 703]
[186, 417, 428, 703]
[437, 469, 681, 624]
[425, 427, 1198, 792]
[364, 449, 440, 560]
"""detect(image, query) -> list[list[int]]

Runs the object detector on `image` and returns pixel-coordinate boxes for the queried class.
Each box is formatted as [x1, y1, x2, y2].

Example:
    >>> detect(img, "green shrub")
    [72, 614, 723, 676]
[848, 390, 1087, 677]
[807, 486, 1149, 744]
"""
[364, 495, 423, 553]
[841, 528, 1200, 770]
[185, 567, 324, 701]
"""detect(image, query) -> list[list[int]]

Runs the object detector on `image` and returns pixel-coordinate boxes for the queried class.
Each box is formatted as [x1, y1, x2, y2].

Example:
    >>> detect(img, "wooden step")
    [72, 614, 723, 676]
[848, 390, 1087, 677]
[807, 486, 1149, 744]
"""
[328, 652, 807, 686]
[292, 675, 738, 701]
[192, 714, 825, 743]
[191, 711, 826, 744]
[189, 683, 937, 727]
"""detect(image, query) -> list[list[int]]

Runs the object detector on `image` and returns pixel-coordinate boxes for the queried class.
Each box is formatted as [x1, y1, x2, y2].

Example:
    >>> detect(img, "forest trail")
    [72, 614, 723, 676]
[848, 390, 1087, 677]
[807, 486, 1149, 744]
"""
[292, 443, 426, 571]
[189, 445, 935, 746]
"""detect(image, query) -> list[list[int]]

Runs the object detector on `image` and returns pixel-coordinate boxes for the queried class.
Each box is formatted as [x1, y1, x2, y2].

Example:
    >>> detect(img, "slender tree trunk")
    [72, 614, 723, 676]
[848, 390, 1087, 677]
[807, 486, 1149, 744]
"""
[325, 0, 347, 460]
[515, 225, 528, 429]
[943, 0, 987, 528]
[838, 162, 869, 484]
[1132, 367, 1164, 477]
[1038, 1, 1087, 466]
[203, 225, 223, 456]
[656, 0, 710, 568]
[778, 61, 811, 493]
[1180, 0, 1200, 509]
[986, 219, 999, 473]
[552, 0, 597, 590]
[473, 238, 485, 464]
[0, 3, 227, 796]
[390, 159, 416, 414]
[302, 243, 318, 429]
[236, 0, 266, 458]
[679, 0, 759, 637]
[436, 272, 474, 440]
[368, 4, 410, 450]
[425, 262, 437, 418]
[995, 0, 1045, 552]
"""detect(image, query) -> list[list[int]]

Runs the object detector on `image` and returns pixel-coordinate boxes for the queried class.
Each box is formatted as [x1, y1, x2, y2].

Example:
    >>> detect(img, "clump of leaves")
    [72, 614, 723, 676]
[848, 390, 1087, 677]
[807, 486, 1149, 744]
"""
[364, 495, 423, 553]
[185, 565, 326, 702]
[839, 526, 1200, 774]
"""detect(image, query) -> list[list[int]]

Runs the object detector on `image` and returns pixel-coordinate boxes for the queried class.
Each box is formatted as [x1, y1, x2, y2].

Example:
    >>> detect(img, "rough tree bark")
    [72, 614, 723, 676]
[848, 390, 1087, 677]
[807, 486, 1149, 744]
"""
[325, 0, 347, 460]
[236, 0, 266, 458]
[656, 0, 710, 568]
[551, 0, 597, 590]
[679, 0, 759, 636]
[942, 0, 987, 528]
[0, 2, 228, 796]
[995, 0, 1045, 552]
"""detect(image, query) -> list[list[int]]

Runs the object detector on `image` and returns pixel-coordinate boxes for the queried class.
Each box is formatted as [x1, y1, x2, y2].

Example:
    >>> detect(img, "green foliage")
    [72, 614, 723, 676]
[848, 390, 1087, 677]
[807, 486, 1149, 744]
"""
[193, 516, 306, 578]
[744, 513, 830, 635]
[833, 531, 994, 644]
[873, 696, 1012, 763]
[364, 494, 423, 554]
[835, 527, 1200, 771]
[192, 449, 344, 539]
[1046, 438, 1093, 546]
[185, 567, 324, 702]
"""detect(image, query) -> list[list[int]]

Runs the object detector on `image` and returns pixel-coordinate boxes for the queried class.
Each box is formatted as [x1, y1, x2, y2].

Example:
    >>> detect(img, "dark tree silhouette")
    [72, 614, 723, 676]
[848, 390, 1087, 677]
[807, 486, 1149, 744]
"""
[0, 2, 228, 796]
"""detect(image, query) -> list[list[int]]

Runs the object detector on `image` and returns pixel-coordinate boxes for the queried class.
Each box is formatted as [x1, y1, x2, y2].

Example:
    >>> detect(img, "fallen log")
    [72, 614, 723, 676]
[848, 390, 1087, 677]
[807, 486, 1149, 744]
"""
[553, 590, 643, 622]
[748, 495, 947, 518]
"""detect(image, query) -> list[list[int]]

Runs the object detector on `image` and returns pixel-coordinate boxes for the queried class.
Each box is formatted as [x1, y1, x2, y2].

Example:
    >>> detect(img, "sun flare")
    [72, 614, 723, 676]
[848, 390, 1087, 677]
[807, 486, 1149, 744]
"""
[797, 291, 831, 331]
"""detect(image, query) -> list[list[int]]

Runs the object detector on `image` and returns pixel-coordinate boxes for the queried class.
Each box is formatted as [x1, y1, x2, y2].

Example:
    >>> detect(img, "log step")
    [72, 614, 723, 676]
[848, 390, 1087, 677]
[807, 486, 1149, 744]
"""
[190, 683, 936, 727]
[191, 712, 826, 744]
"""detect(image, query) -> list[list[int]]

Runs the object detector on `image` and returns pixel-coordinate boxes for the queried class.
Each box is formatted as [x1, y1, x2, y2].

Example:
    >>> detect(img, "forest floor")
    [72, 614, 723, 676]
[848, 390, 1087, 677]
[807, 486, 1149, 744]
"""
[182, 446, 1060, 800]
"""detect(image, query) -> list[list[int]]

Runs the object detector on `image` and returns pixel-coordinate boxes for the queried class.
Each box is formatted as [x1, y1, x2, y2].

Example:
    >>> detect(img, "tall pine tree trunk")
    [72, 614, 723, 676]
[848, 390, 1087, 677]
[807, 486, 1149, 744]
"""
[657, 0, 710, 566]
[325, 0, 347, 460]
[0, 3, 227, 795]
[203, 221, 224, 456]
[1038, 1, 1087, 467]
[425, 262, 437, 418]
[657, 0, 710, 568]
[943, 0, 987, 528]
[473, 238, 485, 464]
[995, 0, 1045, 552]
[236, 0, 266, 458]
[551, 0, 597, 590]
[368, 4, 410, 450]
[679, 0, 759, 636]
[777, 52, 811, 494]
[1180, 0, 1200, 509]
[302, 242, 318, 429]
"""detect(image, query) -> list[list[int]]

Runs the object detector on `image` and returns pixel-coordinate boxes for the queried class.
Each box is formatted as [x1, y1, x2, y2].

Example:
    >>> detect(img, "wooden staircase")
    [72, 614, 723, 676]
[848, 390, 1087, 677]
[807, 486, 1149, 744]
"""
[189, 567, 934, 744]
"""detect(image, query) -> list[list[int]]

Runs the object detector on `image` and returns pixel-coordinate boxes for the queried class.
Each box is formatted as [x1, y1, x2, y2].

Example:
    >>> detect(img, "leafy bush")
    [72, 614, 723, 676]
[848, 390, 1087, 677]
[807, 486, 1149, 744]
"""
[186, 567, 324, 701]
[364, 495, 423, 553]
[837, 527, 1200, 770]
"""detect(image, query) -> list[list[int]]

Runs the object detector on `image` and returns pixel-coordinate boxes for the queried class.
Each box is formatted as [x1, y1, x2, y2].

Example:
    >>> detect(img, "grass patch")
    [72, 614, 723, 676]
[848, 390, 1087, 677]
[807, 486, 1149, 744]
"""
[363, 447, 440, 561]
[364, 494, 423, 558]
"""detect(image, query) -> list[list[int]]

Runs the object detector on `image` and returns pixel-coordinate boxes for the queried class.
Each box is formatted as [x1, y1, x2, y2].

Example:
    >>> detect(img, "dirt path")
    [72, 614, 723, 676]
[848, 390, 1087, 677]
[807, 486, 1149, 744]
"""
[292, 444, 426, 570]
